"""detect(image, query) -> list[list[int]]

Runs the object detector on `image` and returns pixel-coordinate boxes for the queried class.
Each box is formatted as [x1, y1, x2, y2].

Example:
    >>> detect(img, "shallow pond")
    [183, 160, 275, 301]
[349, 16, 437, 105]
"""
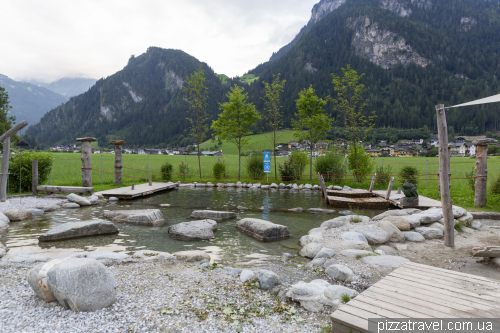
[5, 187, 382, 265]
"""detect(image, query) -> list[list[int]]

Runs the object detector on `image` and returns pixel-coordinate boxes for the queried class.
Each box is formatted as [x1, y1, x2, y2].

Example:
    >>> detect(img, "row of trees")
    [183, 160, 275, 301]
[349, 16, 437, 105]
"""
[184, 65, 374, 181]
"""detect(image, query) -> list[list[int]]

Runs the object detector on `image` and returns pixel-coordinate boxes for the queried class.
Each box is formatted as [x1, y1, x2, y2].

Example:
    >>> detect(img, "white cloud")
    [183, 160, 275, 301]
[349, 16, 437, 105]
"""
[1, 0, 317, 82]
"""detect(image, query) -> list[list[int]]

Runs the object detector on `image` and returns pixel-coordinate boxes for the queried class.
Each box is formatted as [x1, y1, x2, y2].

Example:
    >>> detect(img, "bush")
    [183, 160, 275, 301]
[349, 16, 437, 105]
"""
[315, 148, 346, 184]
[465, 167, 475, 191]
[399, 165, 419, 188]
[347, 146, 375, 181]
[212, 160, 228, 179]
[8, 151, 54, 192]
[160, 162, 173, 181]
[491, 174, 500, 195]
[279, 151, 308, 182]
[246, 153, 264, 179]
[375, 164, 393, 186]
[178, 162, 190, 178]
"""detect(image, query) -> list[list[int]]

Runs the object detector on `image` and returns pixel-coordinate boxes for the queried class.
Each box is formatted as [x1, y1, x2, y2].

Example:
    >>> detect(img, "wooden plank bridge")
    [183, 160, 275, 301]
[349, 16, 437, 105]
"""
[96, 182, 177, 200]
[330, 262, 500, 333]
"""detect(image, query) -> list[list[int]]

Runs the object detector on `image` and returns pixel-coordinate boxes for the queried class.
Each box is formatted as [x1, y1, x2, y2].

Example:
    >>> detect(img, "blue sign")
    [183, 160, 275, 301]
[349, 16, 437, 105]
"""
[263, 151, 271, 173]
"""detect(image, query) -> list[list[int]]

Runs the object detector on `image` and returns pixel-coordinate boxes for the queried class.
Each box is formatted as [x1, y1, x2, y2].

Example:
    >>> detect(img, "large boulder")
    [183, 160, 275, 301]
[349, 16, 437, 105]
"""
[103, 209, 164, 226]
[0, 219, 9, 234]
[235, 218, 290, 242]
[299, 233, 324, 246]
[88, 195, 100, 205]
[27, 257, 116, 312]
[239, 269, 255, 282]
[340, 249, 374, 258]
[299, 243, 323, 259]
[376, 245, 398, 256]
[402, 231, 425, 242]
[340, 240, 372, 251]
[26, 208, 44, 216]
[325, 264, 353, 282]
[341, 232, 368, 243]
[257, 270, 280, 290]
[376, 221, 405, 243]
[361, 255, 410, 269]
[190, 210, 237, 221]
[38, 220, 119, 241]
[314, 247, 336, 259]
[2, 250, 49, 263]
[172, 250, 210, 262]
[414, 227, 444, 239]
[43, 204, 62, 212]
[67, 193, 91, 206]
[382, 216, 411, 231]
[320, 217, 349, 229]
[372, 210, 408, 221]
[168, 220, 217, 240]
[354, 226, 391, 244]
[457, 212, 473, 224]
[0, 211, 10, 223]
[306, 258, 326, 269]
[4, 209, 33, 221]
[308, 227, 327, 235]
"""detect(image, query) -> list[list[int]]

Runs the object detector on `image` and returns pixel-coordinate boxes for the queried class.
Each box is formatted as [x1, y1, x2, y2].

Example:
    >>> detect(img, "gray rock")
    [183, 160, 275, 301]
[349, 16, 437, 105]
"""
[190, 210, 237, 221]
[340, 249, 374, 258]
[279, 183, 285, 188]
[306, 257, 326, 269]
[288, 207, 303, 212]
[452, 206, 468, 218]
[0, 219, 8, 233]
[168, 219, 217, 240]
[355, 225, 390, 244]
[343, 186, 352, 191]
[325, 264, 353, 282]
[2, 250, 49, 263]
[39, 220, 119, 241]
[235, 218, 290, 242]
[299, 243, 323, 259]
[340, 240, 372, 251]
[240, 269, 255, 282]
[376, 221, 405, 243]
[236, 182, 242, 188]
[323, 258, 338, 269]
[471, 220, 482, 230]
[67, 193, 92, 206]
[257, 270, 280, 290]
[402, 231, 426, 242]
[281, 253, 294, 262]
[429, 222, 444, 231]
[237, 206, 247, 210]
[361, 255, 410, 269]
[324, 285, 359, 301]
[376, 245, 398, 256]
[28, 258, 116, 312]
[95, 193, 104, 199]
[85, 251, 130, 261]
[261, 185, 270, 190]
[382, 216, 411, 231]
[313, 185, 319, 190]
[103, 209, 164, 226]
[321, 217, 349, 229]
[88, 195, 100, 205]
[314, 247, 336, 259]
[200, 262, 210, 269]
[0, 211, 10, 223]
[132, 250, 172, 261]
[25, 208, 44, 216]
[42, 204, 62, 212]
[226, 183, 236, 188]
[341, 232, 368, 243]
[4, 209, 33, 221]
[0, 248, 6, 258]
[308, 227, 327, 235]
[172, 250, 210, 262]
[338, 210, 355, 215]
[308, 208, 335, 214]
[333, 186, 343, 190]
[414, 227, 444, 239]
[62, 203, 80, 209]
[108, 197, 119, 201]
[286, 279, 332, 312]
[394, 244, 408, 251]
[299, 233, 324, 246]
[402, 208, 422, 215]
[372, 210, 409, 221]
[221, 267, 242, 275]
[457, 212, 473, 224]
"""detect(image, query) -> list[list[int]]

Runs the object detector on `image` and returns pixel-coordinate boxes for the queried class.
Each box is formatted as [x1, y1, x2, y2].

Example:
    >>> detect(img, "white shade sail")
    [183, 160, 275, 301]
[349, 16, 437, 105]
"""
[450, 93, 500, 108]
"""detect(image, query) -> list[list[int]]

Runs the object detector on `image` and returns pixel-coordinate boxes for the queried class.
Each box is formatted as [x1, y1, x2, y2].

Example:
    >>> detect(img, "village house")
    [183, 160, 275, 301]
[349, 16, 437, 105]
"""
[394, 148, 413, 157]
[380, 146, 394, 156]
[366, 149, 381, 157]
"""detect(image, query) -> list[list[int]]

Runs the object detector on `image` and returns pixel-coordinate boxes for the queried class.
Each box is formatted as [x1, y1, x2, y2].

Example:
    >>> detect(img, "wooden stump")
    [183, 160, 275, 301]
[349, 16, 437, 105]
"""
[111, 140, 126, 185]
[77, 137, 96, 187]
[473, 138, 497, 207]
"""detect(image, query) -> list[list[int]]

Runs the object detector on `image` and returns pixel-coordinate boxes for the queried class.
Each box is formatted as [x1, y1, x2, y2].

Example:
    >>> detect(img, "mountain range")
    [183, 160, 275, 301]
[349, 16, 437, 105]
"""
[23, 0, 500, 147]
[28, 77, 97, 98]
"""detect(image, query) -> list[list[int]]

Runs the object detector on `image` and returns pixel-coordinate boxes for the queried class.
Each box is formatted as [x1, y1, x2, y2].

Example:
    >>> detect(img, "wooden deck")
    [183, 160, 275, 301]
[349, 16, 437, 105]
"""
[330, 262, 500, 333]
[326, 189, 374, 198]
[373, 190, 443, 208]
[96, 182, 177, 199]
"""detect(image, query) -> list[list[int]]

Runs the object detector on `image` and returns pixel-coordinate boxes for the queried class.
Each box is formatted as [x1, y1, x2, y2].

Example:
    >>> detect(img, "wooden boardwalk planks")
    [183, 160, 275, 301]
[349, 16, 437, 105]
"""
[331, 262, 500, 332]
[96, 182, 177, 199]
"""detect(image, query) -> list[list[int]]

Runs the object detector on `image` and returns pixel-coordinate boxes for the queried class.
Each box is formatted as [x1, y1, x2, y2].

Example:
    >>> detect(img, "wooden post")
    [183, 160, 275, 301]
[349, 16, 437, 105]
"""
[111, 140, 126, 185]
[436, 104, 454, 247]
[473, 138, 498, 207]
[131, 183, 135, 190]
[369, 173, 376, 192]
[0, 137, 10, 202]
[385, 177, 394, 200]
[149, 179, 152, 186]
[76, 137, 97, 187]
[32, 160, 38, 195]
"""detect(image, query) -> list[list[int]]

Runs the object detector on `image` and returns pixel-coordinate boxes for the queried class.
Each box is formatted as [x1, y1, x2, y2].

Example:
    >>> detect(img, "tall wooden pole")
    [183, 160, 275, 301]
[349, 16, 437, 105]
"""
[76, 137, 96, 187]
[473, 138, 498, 207]
[32, 160, 38, 195]
[0, 137, 11, 202]
[436, 104, 454, 247]
[111, 140, 125, 185]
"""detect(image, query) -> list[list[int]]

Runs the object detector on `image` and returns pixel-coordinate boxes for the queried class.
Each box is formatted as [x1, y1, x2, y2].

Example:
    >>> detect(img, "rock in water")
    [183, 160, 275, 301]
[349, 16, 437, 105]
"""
[172, 250, 210, 262]
[168, 220, 217, 240]
[38, 220, 119, 242]
[103, 209, 164, 226]
[4, 209, 33, 221]
[26, 208, 44, 216]
[189, 210, 237, 221]
[257, 270, 280, 290]
[67, 193, 91, 206]
[235, 218, 290, 242]
[27, 257, 116, 312]
[308, 208, 335, 214]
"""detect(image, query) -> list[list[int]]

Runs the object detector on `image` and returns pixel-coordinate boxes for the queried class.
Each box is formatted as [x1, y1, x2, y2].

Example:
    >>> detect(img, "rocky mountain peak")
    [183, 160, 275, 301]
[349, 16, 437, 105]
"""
[309, 0, 346, 25]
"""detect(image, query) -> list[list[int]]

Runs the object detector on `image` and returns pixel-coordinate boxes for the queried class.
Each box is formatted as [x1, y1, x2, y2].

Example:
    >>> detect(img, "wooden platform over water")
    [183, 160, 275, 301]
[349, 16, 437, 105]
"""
[330, 262, 500, 333]
[96, 182, 177, 199]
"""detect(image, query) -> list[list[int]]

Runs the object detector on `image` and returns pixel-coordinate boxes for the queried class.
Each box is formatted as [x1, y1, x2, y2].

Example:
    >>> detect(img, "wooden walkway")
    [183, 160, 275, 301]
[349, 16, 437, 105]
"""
[96, 182, 177, 199]
[373, 190, 443, 208]
[331, 262, 500, 333]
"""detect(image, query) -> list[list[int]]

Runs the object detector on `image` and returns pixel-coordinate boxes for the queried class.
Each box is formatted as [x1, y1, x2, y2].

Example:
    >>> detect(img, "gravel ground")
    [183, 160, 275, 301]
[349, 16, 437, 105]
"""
[0, 197, 65, 213]
[0, 259, 360, 333]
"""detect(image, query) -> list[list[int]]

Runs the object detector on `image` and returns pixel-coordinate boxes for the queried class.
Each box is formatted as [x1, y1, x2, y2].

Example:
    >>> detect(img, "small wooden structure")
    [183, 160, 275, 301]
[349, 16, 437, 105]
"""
[330, 262, 500, 333]
[473, 138, 498, 207]
[97, 182, 177, 200]
[0, 121, 28, 202]
[37, 185, 94, 195]
[111, 140, 126, 185]
[325, 180, 398, 209]
[76, 137, 96, 187]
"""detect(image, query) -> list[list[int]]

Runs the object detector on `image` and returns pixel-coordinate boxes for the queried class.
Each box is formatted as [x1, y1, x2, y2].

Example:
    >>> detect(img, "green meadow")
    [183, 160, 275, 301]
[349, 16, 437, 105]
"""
[38, 153, 500, 212]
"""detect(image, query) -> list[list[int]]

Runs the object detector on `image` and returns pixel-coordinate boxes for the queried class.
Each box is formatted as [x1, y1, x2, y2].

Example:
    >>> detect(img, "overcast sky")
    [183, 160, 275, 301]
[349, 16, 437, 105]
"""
[1, 0, 318, 83]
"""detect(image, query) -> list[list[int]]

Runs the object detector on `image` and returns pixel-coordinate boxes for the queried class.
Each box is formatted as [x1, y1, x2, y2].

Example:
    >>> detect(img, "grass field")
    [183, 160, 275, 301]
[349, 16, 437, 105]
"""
[199, 130, 297, 155]
[35, 153, 500, 212]
[215, 74, 229, 85]
[239, 74, 260, 85]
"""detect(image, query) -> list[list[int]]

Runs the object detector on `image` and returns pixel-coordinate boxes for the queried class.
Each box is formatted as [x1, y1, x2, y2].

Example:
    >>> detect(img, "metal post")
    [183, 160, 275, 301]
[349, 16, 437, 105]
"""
[19, 151, 22, 196]
[101, 155, 103, 185]
[426, 160, 428, 187]
[148, 154, 150, 180]
[49, 169, 52, 185]
[184, 155, 187, 178]
[382, 159, 384, 170]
